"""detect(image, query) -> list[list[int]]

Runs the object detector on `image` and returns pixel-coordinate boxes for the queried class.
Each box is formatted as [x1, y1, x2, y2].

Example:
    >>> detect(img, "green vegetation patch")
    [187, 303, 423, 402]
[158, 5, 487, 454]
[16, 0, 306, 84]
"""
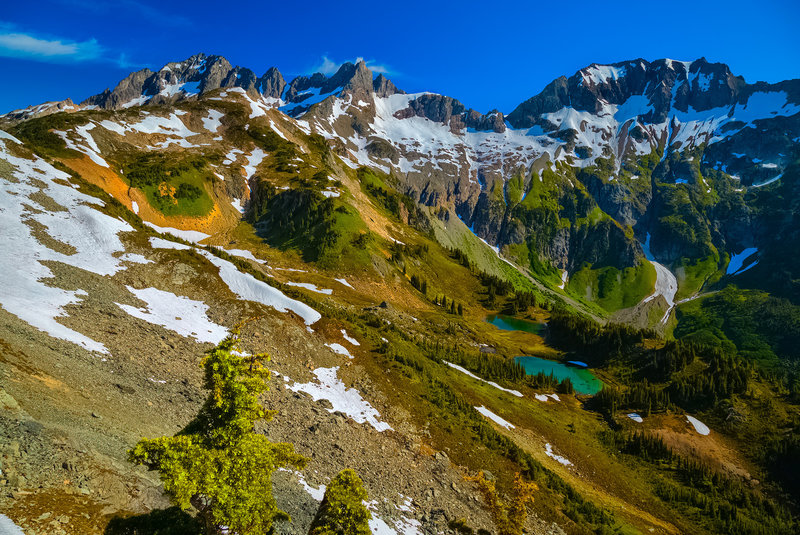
[10, 112, 90, 159]
[673, 252, 721, 299]
[568, 261, 656, 312]
[122, 153, 215, 217]
[358, 167, 430, 232]
[675, 286, 800, 370]
[251, 184, 370, 269]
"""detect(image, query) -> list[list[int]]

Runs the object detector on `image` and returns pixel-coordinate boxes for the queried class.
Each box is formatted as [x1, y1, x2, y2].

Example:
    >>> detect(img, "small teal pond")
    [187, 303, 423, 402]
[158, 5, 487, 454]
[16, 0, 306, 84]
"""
[485, 314, 545, 335]
[514, 356, 603, 395]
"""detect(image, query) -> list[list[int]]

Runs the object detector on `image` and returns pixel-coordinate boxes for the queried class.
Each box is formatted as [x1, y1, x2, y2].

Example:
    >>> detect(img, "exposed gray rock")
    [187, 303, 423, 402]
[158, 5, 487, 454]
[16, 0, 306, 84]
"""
[373, 74, 403, 97]
[258, 67, 287, 99]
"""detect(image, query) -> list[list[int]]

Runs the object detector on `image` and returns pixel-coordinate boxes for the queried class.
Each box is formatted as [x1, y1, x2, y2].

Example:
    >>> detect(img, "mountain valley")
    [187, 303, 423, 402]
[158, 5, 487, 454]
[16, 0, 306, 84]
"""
[0, 53, 799, 535]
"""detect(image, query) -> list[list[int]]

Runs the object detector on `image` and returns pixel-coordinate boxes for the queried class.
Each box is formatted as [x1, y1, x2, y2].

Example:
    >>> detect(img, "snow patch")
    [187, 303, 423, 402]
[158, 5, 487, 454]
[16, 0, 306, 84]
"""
[641, 233, 678, 324]
[443, 361, 523, 397]
[686, 415, 710, 435]
[285, 282, 333, 295]
[0, 514, 27, 535]
[149, 237, 192, 250]
[544, 443, 572, 466]
[54, 123, 109, 168]
[116, 286, 228, 344]
[224, 248, 265, 264]
[287, 367, 391, 431]
[198, 250, 321, 325]
[143, 222, 210, 243]
[297, 472, 326, 501]
[475, 406, 515, 429]
[334, 277, 353, 288]
[341, 329, 360, 345]
[558, 270, 568, 290]
[119, 253, 151, 264]
[0, 136, 142, 354]
[325, 343, 353, 358]
[202, 109, 224, 132]
[127, 112, 199, 138]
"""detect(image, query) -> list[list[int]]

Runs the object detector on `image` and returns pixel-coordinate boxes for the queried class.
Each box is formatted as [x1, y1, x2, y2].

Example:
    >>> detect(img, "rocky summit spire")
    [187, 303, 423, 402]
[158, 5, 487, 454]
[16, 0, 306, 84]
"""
[257, 67, 286, 99]
[320, 61, 373, 95]
[373, 74, 403, 97]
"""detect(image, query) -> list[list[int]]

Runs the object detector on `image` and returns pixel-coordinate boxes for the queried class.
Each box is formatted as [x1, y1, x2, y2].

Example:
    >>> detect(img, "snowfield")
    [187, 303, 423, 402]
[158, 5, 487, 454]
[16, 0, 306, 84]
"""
[116, 286, 229, 344]
[475, 406, 515, 429]
[0, 133, 140, 354]
[641, 233, 678, 324]
[287, 367, 392, 432]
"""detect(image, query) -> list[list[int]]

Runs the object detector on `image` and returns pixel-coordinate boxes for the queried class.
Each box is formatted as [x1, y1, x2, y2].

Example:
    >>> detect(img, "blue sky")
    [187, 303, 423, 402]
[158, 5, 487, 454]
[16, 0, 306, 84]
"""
[1, 0, 798, 114]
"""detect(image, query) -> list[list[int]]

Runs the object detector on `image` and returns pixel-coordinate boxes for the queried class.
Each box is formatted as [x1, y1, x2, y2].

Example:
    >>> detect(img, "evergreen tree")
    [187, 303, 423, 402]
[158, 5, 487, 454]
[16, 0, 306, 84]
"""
[129, 331, 308, 534]
[308, 469, 371, 535]
[467, 472, 537, 535]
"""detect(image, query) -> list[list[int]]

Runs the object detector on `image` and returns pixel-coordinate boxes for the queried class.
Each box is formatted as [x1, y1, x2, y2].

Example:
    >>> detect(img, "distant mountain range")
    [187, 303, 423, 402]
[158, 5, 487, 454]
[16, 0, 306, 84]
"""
[3, 53, 799, 322]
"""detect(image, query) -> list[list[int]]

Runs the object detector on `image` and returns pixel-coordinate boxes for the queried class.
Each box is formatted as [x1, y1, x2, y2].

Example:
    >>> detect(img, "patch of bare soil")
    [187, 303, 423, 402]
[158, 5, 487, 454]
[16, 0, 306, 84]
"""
[652, 414, 757, 484]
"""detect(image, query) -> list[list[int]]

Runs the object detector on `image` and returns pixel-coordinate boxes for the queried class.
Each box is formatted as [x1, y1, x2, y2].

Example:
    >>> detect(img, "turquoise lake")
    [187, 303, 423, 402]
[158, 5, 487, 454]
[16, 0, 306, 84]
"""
[485, 314, 545, 335]
[514, 356, 602, 395]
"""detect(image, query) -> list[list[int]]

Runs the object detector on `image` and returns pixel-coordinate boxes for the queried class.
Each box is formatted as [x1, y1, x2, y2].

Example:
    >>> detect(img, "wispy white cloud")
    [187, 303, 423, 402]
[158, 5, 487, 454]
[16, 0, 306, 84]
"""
[0, 32, 102, 62]
[0, 24, 140, 68]
[311, 55, 395, 76]
[314, 55, 340, 75]
[360, 58, 392, 75]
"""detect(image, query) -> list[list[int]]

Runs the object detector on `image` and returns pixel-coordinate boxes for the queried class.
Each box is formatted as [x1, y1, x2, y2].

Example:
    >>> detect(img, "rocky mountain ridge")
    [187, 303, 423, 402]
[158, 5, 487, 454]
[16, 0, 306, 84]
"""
[3, 53, 799, 317]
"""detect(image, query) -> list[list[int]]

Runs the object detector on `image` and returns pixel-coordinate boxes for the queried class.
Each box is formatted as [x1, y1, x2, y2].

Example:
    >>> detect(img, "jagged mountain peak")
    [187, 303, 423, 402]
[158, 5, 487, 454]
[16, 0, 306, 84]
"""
[257, 66, 286, 99]
[77, 52, 407, 116]
[507, 57, 755, 129]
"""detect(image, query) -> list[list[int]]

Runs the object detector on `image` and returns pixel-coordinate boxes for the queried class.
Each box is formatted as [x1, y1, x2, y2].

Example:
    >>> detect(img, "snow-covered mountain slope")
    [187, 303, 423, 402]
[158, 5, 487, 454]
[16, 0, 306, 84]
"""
[4, 53, 798, 321]
[4, 54, 796, 205]
[8, 55, 795, 193]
